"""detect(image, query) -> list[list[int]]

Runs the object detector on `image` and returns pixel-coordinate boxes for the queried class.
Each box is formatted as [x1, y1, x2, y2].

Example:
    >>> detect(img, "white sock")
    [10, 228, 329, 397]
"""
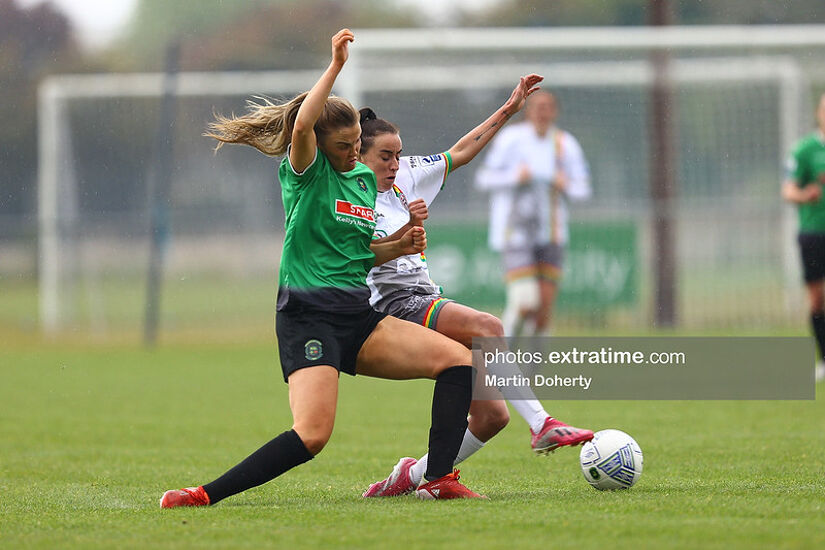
[510, 408, 550, 433]
[490, 384, 549, 434]
[409, 452, 428, 486]
[455, 428, 485, 464]
[485, 358, 550, 433]
[509, 397, 549, 433]
[409, 428, 486, 486]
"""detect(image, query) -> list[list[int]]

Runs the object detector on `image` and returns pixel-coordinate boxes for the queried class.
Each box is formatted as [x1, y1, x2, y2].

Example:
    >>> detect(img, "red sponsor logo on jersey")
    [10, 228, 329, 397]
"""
[335, 199, 375, 222]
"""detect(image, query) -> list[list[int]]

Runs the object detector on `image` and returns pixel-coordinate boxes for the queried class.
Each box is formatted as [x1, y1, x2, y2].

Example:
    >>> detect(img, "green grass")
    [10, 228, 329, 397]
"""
[1, 342, 823, 550]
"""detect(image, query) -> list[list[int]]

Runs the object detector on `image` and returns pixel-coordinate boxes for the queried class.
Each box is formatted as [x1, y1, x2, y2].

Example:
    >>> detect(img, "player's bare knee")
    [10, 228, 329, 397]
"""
[292, 423, 334, 455]
[431, 344, 474, 378]
[297, 431, 331, 456]
[446, 346, 473, 370]
[485, 406, 510, 433]
[475, 312, 504, 338]
[471, 401, 510, 435]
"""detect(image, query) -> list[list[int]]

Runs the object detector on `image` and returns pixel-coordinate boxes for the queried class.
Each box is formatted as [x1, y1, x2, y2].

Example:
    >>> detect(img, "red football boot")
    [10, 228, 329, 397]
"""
[160, 486, 210, 508]
[415, 470, 486, 500]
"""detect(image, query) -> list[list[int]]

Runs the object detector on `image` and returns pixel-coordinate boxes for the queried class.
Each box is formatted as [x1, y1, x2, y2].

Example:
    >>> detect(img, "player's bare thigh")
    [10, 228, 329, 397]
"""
[434, 302, 504, 348]
[287, 365, 339, 455]
[355, 315, 471, 379]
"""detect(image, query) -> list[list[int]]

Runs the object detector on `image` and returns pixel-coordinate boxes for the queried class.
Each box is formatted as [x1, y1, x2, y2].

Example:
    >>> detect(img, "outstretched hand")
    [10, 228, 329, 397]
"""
[408, 198, 429, 226]
[506, 74, 544, 114]
[332, 28, 354, 66]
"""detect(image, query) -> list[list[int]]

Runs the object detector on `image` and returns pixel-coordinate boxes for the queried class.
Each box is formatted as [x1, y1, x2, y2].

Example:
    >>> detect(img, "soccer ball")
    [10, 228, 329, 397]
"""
[579, 429, 643, 490]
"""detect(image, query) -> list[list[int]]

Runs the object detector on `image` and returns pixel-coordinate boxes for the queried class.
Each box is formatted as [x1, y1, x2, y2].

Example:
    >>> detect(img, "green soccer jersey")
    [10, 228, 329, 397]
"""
[278, 148, 377, 289]
[789, 132, 825, 233]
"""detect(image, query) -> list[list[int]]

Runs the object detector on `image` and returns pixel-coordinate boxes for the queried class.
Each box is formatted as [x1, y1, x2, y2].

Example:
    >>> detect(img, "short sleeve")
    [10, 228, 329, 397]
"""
[401, 153, 450, 206]
[789, 141, 809, 184]
[279, 145, 322, 192]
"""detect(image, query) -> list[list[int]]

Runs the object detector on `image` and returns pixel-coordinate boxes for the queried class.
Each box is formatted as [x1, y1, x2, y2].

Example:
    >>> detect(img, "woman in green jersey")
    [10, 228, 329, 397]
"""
[159, 29, 483, 507]
[782, 93, 825, 382]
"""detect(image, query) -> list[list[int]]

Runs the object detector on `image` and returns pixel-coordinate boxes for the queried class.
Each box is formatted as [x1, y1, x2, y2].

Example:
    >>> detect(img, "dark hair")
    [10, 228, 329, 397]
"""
[358, 107, 399, 154]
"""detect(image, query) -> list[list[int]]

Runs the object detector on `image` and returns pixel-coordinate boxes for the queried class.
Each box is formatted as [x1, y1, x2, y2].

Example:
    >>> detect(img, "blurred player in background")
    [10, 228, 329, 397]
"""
[782, 92, 825, 382]
[358, 75, 594, 498]
[160, 29, 485, 508]
[475, 91, 591, 337]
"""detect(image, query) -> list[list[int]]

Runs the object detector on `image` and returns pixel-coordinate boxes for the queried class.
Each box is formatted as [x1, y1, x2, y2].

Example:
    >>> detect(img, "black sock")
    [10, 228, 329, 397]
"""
[811, 311, 825, 361]
[424, 365, 474, 482]
[202, 429, 313, 505]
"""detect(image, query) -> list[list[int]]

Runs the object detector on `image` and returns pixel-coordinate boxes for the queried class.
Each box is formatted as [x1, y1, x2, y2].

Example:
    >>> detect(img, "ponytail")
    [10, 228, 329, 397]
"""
[206, 93, 358, 156]
[359, 107, 399, 154]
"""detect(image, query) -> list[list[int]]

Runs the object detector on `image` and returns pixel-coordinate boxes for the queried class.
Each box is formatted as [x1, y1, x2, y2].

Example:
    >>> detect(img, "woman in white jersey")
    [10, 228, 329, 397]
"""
[358, 75, 594, 498]
[160, 29, 485, 507]
[476, 91, 592, 337]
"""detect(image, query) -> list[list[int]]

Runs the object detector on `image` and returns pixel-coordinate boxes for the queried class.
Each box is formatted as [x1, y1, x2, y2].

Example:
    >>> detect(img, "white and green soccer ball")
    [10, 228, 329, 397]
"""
[579, 429, 644, 490]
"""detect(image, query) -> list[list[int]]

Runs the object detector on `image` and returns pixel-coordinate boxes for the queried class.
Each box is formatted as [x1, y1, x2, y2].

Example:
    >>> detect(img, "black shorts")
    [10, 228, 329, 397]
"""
[275, 287, 387, 382]
[798, 233, 825, 283]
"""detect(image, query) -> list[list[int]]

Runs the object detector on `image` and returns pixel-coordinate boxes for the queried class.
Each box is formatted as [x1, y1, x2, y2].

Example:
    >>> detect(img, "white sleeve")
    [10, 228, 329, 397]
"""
[403, 154, 450, 206]
[474, 130, 521, 191]
[561, 133, 591, 201]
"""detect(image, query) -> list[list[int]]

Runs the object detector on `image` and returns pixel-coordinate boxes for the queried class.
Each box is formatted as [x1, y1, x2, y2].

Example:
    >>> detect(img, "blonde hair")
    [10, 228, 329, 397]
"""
[205, 93, 358, 156]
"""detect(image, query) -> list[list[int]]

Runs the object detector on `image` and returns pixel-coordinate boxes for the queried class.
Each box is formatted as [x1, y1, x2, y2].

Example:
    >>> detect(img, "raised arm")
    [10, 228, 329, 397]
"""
[447, 74, 543, 171]
[289, 29, 353, 173]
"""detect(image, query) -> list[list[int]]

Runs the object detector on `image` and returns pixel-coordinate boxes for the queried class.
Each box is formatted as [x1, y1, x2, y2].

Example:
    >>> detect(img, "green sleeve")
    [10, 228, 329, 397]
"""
[791, 142, 808, 185]
[280, 147, 325, 192]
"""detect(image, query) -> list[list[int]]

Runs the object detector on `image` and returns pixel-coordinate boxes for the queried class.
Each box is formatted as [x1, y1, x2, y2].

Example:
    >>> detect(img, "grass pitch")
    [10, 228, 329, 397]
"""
[1, 341, 823, 549]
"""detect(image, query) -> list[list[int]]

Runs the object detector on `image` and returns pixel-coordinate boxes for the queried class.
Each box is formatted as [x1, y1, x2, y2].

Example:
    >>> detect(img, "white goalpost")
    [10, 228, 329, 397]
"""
[38, 25, 825, 335]
[38, 70, 322, 334]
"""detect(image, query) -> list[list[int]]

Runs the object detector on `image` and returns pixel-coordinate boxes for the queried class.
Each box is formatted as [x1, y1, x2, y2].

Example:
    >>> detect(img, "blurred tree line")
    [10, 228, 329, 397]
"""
[118, 0, 416, 70]
[3, 0, 825, 222]
[0, 0, 78, 223]
[463, 0, 825, 26]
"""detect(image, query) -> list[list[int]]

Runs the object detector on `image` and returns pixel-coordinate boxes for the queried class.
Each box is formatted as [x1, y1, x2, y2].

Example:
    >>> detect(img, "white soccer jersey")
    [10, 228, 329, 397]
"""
[367, 153, 451, 306]
[474, 122, 591, 250]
